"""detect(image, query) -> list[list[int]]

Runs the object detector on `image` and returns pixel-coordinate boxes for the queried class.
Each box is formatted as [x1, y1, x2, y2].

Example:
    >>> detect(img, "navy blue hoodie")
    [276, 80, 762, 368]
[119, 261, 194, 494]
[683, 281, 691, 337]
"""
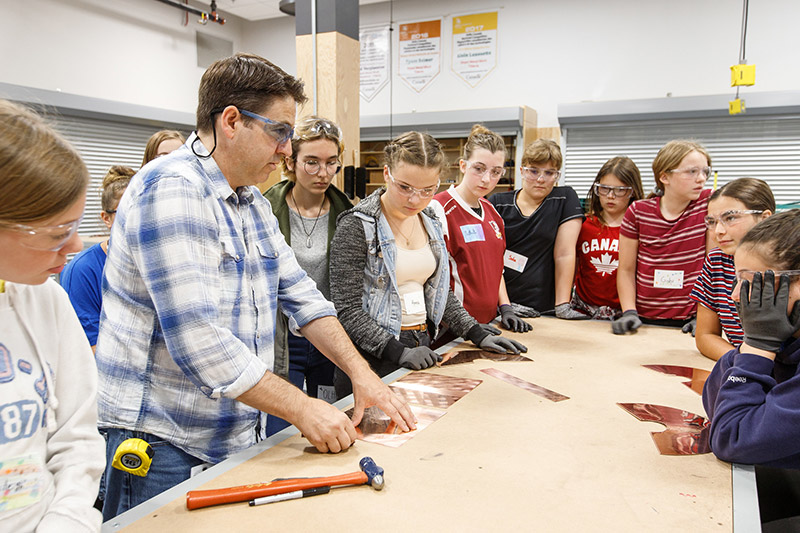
[703, 336, 800, 468]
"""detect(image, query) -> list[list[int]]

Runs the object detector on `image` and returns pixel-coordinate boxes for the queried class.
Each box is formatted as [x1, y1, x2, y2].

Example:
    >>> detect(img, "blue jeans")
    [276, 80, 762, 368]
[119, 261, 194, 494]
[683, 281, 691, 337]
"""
[265, 332, 335, 436]
[101, 428, 205, 521]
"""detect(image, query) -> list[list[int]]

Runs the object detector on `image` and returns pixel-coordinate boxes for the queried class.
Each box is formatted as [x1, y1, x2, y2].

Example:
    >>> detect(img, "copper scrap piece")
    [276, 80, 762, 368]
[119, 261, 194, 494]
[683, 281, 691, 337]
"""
[643, 365, 711, 395]
[392, 372, 482, 406]
[439, 349, 533, 366]
[617, 403, 711, 456]
[480, 368, 569, 402]
[344, 405, 445, 448]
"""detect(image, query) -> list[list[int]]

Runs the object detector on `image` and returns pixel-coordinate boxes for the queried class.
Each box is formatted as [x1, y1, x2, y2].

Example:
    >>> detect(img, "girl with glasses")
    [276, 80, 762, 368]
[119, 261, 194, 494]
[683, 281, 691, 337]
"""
[573, 157, 644, 319]
[61, 165, 134, 352]
[429, 125, 531, 333]
[690, 178, 774, 361]
[262, 116, 353, 435]
[488, 139, 585, 318]
[330, 131, 526, 398]
[613, 140, 712, 335]
[0, 99, 105, 531]
[703, 209, 800, 477]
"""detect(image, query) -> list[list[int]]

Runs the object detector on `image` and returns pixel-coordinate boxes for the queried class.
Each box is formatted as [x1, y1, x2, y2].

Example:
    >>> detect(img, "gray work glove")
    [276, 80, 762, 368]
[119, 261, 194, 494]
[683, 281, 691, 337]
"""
[398, 346, 441, 370]
[681, 317, 697, 337]
[554, 303, 590, 321]
[509, 302, 541, 318]
[479, 323, 503, 336]
[611, 310, 642, 335]
[738, 271, 800, 353]
[500, 304, 533, 332]
[478, 335, 528, 354]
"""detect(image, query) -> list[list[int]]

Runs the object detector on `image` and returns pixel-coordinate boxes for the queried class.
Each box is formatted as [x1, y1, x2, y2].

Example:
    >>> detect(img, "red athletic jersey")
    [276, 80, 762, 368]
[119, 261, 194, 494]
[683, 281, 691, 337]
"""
[432, 188, 506, 323]
[575, 216, 621, 308]
[620, 189, 710, 320]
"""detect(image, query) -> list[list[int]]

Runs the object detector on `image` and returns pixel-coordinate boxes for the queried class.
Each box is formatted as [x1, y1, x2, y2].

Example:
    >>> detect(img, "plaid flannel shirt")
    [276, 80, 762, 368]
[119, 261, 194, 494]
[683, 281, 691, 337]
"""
[96, 135, 335, 463]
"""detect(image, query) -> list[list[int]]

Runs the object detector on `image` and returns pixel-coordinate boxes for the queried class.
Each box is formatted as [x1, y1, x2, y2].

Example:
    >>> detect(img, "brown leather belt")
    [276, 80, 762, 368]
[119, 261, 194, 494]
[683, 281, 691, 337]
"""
[400, 323, 427, 331]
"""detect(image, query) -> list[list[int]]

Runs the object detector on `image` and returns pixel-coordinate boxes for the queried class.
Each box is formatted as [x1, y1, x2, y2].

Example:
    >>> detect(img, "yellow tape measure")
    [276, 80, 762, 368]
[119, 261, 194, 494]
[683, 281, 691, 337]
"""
[112, 438, 154, 477]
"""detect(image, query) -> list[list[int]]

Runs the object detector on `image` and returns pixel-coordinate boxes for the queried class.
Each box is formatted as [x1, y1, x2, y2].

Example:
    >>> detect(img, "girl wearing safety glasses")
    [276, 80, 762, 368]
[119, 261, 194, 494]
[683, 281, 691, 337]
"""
[0, 99, 105, 530]
[262, 116, 353, 435]
[613, 140, 713, 335]
[429, 124, 531, 334]
[330, 131, 526, 398]
[703, 209, 800, 475]
[690, 178, 774, 361]
[573, 157, 644, 319]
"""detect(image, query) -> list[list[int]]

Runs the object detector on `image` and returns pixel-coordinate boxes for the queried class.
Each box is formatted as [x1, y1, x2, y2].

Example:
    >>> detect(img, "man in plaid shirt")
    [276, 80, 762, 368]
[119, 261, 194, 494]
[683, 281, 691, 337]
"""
[96, 54, 415, 520]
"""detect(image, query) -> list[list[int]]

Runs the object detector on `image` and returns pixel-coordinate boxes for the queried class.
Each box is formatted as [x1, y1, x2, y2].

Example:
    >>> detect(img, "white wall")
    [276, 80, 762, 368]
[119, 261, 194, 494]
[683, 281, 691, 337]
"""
[2, 0, 798, 127]
[359, 0, 800, 126]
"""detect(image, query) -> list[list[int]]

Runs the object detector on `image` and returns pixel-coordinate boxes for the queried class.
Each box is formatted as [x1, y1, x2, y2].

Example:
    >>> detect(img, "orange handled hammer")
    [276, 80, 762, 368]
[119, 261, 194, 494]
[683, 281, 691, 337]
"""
[186, 456, 385, 510]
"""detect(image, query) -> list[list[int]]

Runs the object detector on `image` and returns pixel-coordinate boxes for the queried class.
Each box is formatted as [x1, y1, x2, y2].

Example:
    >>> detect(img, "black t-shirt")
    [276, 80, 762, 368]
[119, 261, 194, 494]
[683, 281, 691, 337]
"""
[488, 186, 583, 312]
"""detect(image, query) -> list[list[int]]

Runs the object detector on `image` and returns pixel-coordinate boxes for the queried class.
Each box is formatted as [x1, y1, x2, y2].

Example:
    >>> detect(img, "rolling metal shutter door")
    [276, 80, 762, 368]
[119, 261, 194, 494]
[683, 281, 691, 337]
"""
[562, 114, 800, 207]
[46, 113, 191, 237]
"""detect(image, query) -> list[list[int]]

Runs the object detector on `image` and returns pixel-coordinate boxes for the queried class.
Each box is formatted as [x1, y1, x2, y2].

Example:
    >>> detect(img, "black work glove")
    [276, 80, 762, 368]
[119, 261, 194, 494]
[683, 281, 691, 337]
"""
[611, 310, 642, 335]
[554, 303, 590, 320]
[500, 304, 533, 332]
[509, 302, 541, 318]
[398, 346, 441, 370]
[738, 271, 800, 353]
[681, 317, 697, 337]
[478, 335, 528, 354]
[479, 323, 502, 336]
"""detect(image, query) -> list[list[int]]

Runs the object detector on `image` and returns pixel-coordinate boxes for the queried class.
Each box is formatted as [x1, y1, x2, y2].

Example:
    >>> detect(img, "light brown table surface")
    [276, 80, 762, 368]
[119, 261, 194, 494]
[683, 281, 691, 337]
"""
[111, 318, 733, 532]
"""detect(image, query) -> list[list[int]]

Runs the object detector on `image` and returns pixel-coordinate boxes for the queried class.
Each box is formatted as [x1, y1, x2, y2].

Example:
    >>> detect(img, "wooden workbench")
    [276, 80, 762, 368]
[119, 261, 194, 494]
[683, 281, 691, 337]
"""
[104, 318, 755, 532]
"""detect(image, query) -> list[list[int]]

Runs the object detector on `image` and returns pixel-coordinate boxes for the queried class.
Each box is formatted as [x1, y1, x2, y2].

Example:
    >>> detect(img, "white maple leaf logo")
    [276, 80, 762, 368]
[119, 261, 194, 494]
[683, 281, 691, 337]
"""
[590, 252, 618, 276]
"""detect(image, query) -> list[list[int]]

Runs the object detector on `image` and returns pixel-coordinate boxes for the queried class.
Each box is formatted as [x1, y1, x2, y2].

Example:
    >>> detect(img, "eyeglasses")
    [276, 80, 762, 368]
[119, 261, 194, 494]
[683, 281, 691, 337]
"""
[307, 119, 342, 139]
[735, 269, 800, 284]
[593, 184, 633, 197]
[666, 166, 712, 179]
[463, 160, 506, 180]
[239, 109, 294, 145]
[301, 159, 342, 176]
[520, 167, 560, 181]
[704, 210, 763, 230]
[0, 217, 82, 251]
[386, 169, 439, 198]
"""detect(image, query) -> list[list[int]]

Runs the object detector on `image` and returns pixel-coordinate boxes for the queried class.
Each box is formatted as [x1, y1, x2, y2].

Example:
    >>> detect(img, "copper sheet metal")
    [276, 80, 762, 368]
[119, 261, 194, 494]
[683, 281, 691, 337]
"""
[642, 364, 711, 395]
[439, 349, 533, 366]
[392, 372, 482, 406]
[343, 405, 445, 448]
[617, 403, 711, 455]
[480, 368, 569, 402]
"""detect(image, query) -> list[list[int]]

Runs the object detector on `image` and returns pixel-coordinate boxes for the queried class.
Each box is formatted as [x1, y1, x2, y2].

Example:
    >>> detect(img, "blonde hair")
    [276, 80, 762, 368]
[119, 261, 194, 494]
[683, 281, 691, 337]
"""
[281, 116, 344, 182]
[521, 139, 562, 169]
[463, 124, 506, 160]
[142, 130, 185, 166]
[0, 99, 89, 224]
[652, 140, 711, 193]
[101, 165, 135, 212]
[384, 131, 448, 174]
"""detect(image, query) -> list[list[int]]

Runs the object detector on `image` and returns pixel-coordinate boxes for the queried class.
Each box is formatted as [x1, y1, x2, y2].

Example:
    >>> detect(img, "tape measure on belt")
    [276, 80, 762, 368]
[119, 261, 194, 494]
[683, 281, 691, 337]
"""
[112, 438, 154, 477]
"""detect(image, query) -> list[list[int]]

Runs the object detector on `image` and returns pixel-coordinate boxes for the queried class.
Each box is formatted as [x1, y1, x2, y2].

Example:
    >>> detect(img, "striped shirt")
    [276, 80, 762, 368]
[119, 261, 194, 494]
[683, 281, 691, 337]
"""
[620, 189, 710, 320]
[689, 248, 743, 346]
[96, 135, 336, 463]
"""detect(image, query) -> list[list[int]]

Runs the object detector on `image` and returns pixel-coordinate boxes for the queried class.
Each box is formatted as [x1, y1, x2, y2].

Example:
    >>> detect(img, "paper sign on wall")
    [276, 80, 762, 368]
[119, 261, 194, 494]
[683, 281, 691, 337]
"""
[452, 12, 498, 87]
[398, 19, 441, 92]
[360, 25, 390, 102]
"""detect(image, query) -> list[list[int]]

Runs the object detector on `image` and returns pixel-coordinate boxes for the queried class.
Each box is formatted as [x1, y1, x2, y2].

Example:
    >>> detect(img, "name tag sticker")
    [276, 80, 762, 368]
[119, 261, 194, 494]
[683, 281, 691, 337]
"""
[460, 224, 485, 243]
[403, 290, 426, 315]
[0, 454, 43, 511]
[503, 250, 528, 273]
[654, 269, 684, 289]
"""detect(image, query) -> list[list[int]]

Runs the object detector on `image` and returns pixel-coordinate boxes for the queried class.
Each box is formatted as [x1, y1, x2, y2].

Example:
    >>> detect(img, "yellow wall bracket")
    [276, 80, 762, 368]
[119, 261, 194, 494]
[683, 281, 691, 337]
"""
[731, 64, 756, 86]
[729, 98, 746, 115]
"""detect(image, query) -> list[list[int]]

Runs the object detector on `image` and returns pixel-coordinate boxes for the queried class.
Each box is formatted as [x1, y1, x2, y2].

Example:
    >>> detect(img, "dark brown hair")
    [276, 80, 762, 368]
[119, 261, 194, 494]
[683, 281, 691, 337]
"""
[101, 165, 135, 212]
[142, 130, 185, 166]
[740, 209, 800, 271]
[0, 99, 89, 224]
[196, 53, 306, 133]
[586, 156, 644, 225]
[709, 177, 776, 213]
[384, 131, 448, 174]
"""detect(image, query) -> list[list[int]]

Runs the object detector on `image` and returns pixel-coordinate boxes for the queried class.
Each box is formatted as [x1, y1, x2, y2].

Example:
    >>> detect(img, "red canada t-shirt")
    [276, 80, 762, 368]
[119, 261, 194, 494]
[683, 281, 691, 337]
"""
[574, 215, 621, 308]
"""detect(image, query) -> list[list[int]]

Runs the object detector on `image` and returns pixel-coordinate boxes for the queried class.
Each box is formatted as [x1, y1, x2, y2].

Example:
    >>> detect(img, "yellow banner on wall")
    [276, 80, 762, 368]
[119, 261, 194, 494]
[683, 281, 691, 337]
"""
[451, 11, 498, 87]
